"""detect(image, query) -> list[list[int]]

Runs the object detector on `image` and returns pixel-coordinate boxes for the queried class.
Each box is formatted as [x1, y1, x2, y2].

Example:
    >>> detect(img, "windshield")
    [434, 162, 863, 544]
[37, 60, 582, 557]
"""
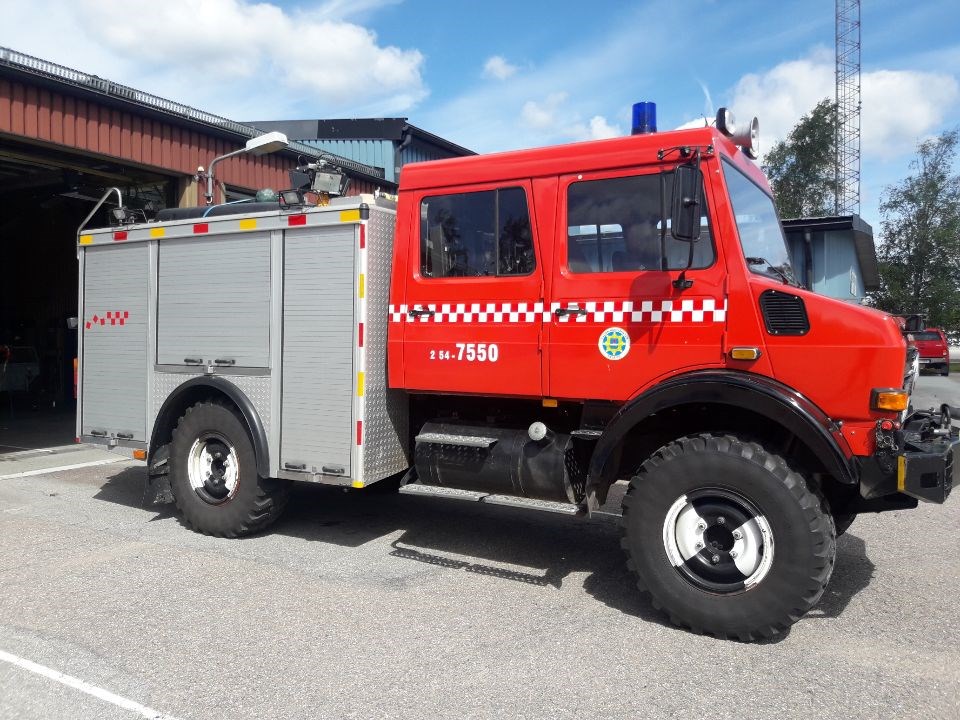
[722, 159, 796, 283]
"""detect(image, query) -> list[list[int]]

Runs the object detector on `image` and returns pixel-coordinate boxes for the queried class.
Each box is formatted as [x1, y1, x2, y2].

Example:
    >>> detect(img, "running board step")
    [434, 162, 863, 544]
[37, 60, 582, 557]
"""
[414, 432, 498, 449]
[400, 484, 582, 515]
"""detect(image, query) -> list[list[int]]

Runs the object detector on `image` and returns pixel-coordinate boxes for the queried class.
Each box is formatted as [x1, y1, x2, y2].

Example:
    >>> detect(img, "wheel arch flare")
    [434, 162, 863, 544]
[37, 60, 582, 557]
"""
[148, 377, 270, 478]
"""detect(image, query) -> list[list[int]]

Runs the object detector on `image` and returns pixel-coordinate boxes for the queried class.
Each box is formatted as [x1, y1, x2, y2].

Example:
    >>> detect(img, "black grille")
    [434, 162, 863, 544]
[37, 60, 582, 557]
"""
[759, 290, 809, 335]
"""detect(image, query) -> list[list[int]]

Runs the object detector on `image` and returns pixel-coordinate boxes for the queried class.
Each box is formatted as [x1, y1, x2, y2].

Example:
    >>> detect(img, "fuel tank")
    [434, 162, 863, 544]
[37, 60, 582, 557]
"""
[413, 421, 586, 503]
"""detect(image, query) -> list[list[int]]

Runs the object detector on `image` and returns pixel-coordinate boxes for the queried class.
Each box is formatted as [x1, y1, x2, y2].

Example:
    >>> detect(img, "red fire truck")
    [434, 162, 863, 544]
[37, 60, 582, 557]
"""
[77, 104, 955, 640]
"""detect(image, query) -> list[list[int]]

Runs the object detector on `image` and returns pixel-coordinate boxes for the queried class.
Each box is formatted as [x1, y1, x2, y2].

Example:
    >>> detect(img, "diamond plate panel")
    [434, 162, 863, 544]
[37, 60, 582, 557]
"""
[363, 204, 409, 482]
[151, 372, 272, 437]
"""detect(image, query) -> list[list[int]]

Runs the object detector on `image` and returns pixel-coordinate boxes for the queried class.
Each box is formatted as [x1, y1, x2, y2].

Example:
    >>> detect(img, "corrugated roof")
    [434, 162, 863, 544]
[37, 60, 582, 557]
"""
[0, 46, 389, 184]
[248, 118, 475, 156]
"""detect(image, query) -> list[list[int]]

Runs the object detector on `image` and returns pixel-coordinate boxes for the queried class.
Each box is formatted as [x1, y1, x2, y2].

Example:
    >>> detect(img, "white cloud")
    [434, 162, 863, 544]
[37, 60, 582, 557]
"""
[674, 117, 711, 131]
[586, 115, 621, 140]
[726, 47, 835, 157]
[0, 0, 427, 118]
[519, 94, 622, 141]
[417, 3, 683, 152]
[861, 70, 959, 158]
[483, 56, 518, 81]
[313, 0, 402, 21]
[520, 93, 568, 129]
[726, 47, 959, 160]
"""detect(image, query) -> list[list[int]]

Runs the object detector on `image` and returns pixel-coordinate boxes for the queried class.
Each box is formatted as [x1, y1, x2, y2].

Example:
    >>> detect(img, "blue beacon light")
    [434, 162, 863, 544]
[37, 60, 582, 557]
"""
[631, 101, 657, 135]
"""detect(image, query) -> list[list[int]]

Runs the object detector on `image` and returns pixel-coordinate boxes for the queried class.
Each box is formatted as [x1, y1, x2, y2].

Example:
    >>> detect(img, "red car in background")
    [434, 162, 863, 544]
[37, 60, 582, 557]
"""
[912, 327, 950, 376]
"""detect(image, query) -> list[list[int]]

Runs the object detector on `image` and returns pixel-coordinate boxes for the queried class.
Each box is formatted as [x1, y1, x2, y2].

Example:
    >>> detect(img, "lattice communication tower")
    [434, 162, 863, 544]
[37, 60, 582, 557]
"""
[835, 0, 861, 215]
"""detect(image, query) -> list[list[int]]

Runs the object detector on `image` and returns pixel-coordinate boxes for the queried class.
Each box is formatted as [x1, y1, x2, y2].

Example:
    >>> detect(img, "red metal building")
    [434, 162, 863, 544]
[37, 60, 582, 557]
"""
[0, 47, 389, 436]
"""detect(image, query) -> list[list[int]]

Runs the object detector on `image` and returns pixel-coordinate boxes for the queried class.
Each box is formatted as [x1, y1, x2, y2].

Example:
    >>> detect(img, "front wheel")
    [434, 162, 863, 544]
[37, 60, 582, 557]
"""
[169, 401, 289, 537]
[620, 434, 835, 641]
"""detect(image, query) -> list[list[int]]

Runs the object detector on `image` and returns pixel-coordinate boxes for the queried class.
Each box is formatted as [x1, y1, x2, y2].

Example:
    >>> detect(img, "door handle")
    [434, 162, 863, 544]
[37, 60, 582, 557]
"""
[214, 358, 236, 366]
[183, 357, 203, 365]
[554, 305, 588, 317]
[409, 306, 435, 318]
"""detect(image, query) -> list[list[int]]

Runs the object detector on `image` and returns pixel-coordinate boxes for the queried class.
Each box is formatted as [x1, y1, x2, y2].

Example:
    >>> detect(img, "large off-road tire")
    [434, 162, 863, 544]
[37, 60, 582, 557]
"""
[620, 434, 835, 641]
[169, 401, 289, 537]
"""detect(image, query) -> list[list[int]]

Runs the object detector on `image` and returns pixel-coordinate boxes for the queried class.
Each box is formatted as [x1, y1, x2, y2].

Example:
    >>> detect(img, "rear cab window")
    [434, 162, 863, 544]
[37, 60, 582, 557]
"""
[420, 187, 535, 278]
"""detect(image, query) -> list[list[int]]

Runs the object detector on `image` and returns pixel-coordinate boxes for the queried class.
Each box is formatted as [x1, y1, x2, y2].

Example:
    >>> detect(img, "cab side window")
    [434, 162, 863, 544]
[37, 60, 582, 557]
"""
[567, 171, 714, 273]
[420, 187, 535, 278]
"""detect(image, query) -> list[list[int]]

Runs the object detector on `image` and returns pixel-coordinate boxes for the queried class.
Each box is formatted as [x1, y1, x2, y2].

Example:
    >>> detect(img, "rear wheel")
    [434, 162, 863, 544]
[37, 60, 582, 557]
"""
[169, 401, 289, 537]
[620, 434, 835, 640]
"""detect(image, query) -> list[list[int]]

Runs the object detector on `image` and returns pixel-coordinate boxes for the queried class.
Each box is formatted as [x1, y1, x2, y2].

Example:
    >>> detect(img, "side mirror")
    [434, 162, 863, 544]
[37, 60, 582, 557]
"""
[671, 165, 703, 242]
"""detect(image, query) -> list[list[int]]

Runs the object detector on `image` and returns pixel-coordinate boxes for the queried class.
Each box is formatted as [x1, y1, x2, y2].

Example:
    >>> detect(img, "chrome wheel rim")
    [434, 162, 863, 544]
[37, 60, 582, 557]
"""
[662, 488, 774, 593]
[187, 432, 239, 505]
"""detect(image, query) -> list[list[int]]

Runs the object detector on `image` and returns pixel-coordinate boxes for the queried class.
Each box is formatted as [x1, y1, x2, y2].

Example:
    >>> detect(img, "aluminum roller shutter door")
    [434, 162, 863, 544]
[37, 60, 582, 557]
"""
[81, 244, 149, 440]
[156, 233, 271, 367]
[280, 226, 355, 475]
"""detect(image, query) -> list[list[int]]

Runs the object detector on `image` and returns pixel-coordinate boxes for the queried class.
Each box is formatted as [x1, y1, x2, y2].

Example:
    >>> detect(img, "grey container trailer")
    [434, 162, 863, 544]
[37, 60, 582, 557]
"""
[76, 195, 409, 509]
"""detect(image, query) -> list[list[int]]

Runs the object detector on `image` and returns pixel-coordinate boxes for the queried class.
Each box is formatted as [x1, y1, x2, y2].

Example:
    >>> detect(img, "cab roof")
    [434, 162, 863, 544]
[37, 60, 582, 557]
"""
[399, 126, 764, 191]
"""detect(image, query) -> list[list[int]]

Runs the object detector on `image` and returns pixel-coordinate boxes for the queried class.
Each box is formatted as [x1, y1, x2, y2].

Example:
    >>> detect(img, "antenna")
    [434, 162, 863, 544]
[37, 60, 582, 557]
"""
[835, 0, 861, 215]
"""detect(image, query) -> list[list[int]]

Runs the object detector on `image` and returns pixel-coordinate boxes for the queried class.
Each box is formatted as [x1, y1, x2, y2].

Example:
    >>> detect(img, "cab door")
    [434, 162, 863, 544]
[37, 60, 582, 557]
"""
[402, 182, 543, 397]
[547, 167, 727, 401]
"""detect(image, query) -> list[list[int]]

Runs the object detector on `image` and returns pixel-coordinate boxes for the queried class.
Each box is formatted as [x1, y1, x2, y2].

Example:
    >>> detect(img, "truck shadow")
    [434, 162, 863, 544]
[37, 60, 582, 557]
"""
[808, 532, 874, 620]
[93, 466, 178, 521]
[94, 468, 875, 636]
[280, 482, 675, 627]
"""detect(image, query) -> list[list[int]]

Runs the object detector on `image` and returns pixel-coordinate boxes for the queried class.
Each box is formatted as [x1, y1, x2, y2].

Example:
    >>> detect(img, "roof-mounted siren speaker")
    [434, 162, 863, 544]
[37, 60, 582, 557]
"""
[715, 107, 759, 159]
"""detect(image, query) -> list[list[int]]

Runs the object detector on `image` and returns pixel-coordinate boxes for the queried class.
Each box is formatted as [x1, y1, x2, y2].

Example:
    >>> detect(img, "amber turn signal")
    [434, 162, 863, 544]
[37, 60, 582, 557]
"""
[871, 389, 909, 412]
[729, 347, 761, 361]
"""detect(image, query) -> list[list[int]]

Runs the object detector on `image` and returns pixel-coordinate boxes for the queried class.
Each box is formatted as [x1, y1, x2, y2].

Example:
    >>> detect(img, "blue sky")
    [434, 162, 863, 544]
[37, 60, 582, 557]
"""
[2, 0, 959, 233]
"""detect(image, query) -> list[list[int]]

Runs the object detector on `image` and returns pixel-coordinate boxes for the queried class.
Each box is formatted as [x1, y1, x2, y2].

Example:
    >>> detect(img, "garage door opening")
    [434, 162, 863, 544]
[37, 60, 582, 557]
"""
[0, 140, 175, 452]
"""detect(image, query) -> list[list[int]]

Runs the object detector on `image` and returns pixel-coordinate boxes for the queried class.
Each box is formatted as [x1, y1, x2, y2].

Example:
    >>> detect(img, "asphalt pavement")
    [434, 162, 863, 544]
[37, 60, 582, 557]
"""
[0, 375, 958, 719]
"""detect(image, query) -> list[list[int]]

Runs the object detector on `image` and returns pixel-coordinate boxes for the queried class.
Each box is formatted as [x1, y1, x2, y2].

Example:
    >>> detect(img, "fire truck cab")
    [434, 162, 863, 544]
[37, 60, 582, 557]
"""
[76, 106, 956, 641]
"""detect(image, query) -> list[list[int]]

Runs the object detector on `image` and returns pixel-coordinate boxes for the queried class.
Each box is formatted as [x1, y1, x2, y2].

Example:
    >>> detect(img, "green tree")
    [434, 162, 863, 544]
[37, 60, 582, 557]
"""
[762, 99, 838, 218]
[870, 129, 960, 336]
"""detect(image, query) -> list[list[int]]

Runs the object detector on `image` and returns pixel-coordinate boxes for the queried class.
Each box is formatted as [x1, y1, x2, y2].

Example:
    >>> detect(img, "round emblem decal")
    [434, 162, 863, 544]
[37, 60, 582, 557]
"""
[598, 327, 630, 360]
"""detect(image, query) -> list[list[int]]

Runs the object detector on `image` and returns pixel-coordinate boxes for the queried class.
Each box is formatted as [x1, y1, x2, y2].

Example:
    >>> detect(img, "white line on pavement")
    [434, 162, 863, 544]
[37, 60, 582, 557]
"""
[0, 458, 124, 480]
[0, 649, 182, 720]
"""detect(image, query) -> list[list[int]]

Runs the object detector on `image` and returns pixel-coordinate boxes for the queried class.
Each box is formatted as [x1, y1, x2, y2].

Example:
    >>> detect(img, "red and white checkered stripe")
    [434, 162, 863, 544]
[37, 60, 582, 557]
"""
[552, 298, 726, 323]
[389, 298, 726, 324]
[390, 302, 548, 323]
